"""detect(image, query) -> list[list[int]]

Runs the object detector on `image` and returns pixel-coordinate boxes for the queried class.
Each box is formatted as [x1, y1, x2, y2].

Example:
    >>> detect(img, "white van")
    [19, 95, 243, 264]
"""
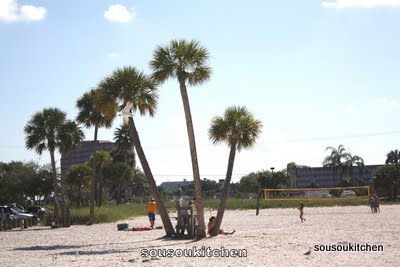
[340, 190, 356, 197]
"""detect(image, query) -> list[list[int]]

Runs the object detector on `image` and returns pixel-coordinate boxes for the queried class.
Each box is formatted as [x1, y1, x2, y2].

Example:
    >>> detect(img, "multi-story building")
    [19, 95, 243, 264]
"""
[287, 164, 383, 188]
[60, 140, 116, 176]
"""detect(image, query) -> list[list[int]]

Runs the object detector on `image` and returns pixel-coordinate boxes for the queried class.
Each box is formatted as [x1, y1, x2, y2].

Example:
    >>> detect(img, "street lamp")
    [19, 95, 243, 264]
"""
[270, 167, 275, 174]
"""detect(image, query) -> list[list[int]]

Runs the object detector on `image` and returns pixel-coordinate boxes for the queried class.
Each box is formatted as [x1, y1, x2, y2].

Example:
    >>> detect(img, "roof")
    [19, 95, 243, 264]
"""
[159, 180, 191, 193]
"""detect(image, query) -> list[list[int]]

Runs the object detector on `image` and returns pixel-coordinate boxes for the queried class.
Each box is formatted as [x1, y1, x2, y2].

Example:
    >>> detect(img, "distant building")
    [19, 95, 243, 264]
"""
[61, 140, 116, 176]
[287, 164, 383, 188]
[159, 179, 191, 194]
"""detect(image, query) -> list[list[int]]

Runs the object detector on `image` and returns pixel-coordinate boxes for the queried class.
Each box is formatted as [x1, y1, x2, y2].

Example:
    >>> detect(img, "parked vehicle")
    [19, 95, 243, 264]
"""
[340, 190, 356, 197]
[288, 192, 302, 198]
[2, 204, 34, 220]
[9, 207, 34, 220]
[320, 193, 332, 198]
[27, 206, 46, 218]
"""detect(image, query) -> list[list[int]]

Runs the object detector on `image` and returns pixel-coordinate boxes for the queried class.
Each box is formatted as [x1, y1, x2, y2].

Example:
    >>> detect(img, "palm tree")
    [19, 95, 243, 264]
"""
[99, 66, 175, 236]
[344, 155, 365, 184]
[208, 106, 262, 236]
[322, 144, 350, 184]
[65, 164, 92, 207]
[386, 149, 400, 164]
[24, 108, 84, 220]
[88, 150, 113, 206]
[76, 88, 115, 225]
[105, 162, 133, 204]
[150, 39, 212, 238]
[113, 125, 135, 166]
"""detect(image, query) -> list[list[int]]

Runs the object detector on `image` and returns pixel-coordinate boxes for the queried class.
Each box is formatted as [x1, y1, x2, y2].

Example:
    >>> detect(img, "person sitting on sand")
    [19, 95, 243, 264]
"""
[298, 203, 306, 223]
[207, 216, 235, 236]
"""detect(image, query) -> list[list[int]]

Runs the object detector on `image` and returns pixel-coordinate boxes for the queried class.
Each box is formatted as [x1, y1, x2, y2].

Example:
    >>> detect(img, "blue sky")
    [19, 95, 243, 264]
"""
[1, 0, 400, 184]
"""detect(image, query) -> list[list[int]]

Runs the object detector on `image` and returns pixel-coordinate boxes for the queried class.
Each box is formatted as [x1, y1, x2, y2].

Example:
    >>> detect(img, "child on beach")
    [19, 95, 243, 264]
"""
[298, 203, 306, 223]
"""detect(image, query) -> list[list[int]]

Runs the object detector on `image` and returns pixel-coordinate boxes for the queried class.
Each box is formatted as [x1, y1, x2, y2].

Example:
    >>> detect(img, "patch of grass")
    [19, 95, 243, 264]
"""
[65, 198, 397, 225]
[203, 197, 370, 210]
[70, 204, 147, 225]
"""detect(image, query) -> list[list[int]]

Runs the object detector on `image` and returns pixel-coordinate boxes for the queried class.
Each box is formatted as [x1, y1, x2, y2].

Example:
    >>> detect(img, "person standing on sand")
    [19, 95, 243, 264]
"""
[298, 203, 306, 223]
[146, 198, 157, 229]
[369, 196, 376, 213]
[374, 194, 380, 213]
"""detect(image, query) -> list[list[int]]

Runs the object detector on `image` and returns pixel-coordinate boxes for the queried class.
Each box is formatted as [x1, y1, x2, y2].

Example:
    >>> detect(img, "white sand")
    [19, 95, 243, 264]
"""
[0, 205, 399, 267]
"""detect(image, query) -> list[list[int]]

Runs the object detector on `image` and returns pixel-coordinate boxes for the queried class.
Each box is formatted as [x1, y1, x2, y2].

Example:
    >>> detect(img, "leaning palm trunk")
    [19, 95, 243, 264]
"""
[50, 149, 60, 222]
[127, 118, 175, 236]
[89, 126, 98, 225]
[211, 144, 236, 236]
[179, 80, 206, 238]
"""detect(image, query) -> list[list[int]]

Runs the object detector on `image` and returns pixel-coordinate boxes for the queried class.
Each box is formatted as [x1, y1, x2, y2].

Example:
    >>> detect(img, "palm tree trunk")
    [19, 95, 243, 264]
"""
[89, 126, 98, 225]
[98, 174, 103, 207]
[211, 144, 236, 236]
[127, 118, 175, 236]
[179, 80, 206, 238]
[50, 149, 60, 222]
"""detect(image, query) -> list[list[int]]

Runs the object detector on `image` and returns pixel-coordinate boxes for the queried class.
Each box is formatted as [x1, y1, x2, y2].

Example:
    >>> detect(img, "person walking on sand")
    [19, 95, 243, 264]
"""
[298, 203, 306, 223]
[146, 198, 157, 229]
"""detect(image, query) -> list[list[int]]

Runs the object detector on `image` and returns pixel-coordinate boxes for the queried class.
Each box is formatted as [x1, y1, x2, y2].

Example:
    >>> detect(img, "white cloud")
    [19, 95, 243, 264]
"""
[104, 4, 135, 23]
[107, 52, 120, 59]
[20, 5, 46, 22]
[376, 97, 399, 107]
[0, 0, 46, 23]
[322, 0, 400, 8]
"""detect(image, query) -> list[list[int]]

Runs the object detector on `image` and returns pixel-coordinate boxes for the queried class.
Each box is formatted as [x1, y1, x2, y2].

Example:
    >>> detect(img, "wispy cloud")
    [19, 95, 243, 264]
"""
[0, 0, 46, 23]
[376, 97, 399, 107]
[322, 0, 400, 8]
[104, 4, 135, 23]
[107, 52, 120, 60]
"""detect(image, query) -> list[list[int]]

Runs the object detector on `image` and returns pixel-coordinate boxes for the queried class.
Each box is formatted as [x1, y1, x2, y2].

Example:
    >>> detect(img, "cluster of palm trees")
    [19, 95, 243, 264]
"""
[24, 39, 263, 239]
[322, 144, 366, 185]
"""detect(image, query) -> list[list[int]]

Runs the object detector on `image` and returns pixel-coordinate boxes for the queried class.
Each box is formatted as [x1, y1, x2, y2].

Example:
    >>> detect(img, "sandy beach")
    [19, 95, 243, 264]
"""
[0, 205, 399, 267]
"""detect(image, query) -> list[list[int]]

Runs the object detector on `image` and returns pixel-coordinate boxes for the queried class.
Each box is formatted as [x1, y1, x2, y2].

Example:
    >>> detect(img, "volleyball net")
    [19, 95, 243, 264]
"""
[262, 186, 370, 201]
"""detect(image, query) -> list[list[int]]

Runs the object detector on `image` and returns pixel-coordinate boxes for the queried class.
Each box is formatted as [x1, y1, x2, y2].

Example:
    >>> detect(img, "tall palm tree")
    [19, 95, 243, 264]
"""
[76, 88, 115, 225]
[322, 144, 350, 184]
[99, 66, 175, 236]
[150, 39, 211, 238]
[386, 149, 400, 164]
[24, 108, 84, 220]
[208, 106, 262, 236]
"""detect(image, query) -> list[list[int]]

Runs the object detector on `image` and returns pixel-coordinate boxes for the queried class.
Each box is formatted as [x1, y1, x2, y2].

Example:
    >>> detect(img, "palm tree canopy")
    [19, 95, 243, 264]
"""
[99, 66, 158, 117]
[150, 39, 212, 86]
[209, 106, 263, 151]
[322, 144, 350, 168]
[65, 164, 92, 187]
[114, 125, 133, 150]
[24, 108, 68, 154]
[58, 120, 85, 155]
[76, 89, 115, 129]
[386, 149, 400, 164]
